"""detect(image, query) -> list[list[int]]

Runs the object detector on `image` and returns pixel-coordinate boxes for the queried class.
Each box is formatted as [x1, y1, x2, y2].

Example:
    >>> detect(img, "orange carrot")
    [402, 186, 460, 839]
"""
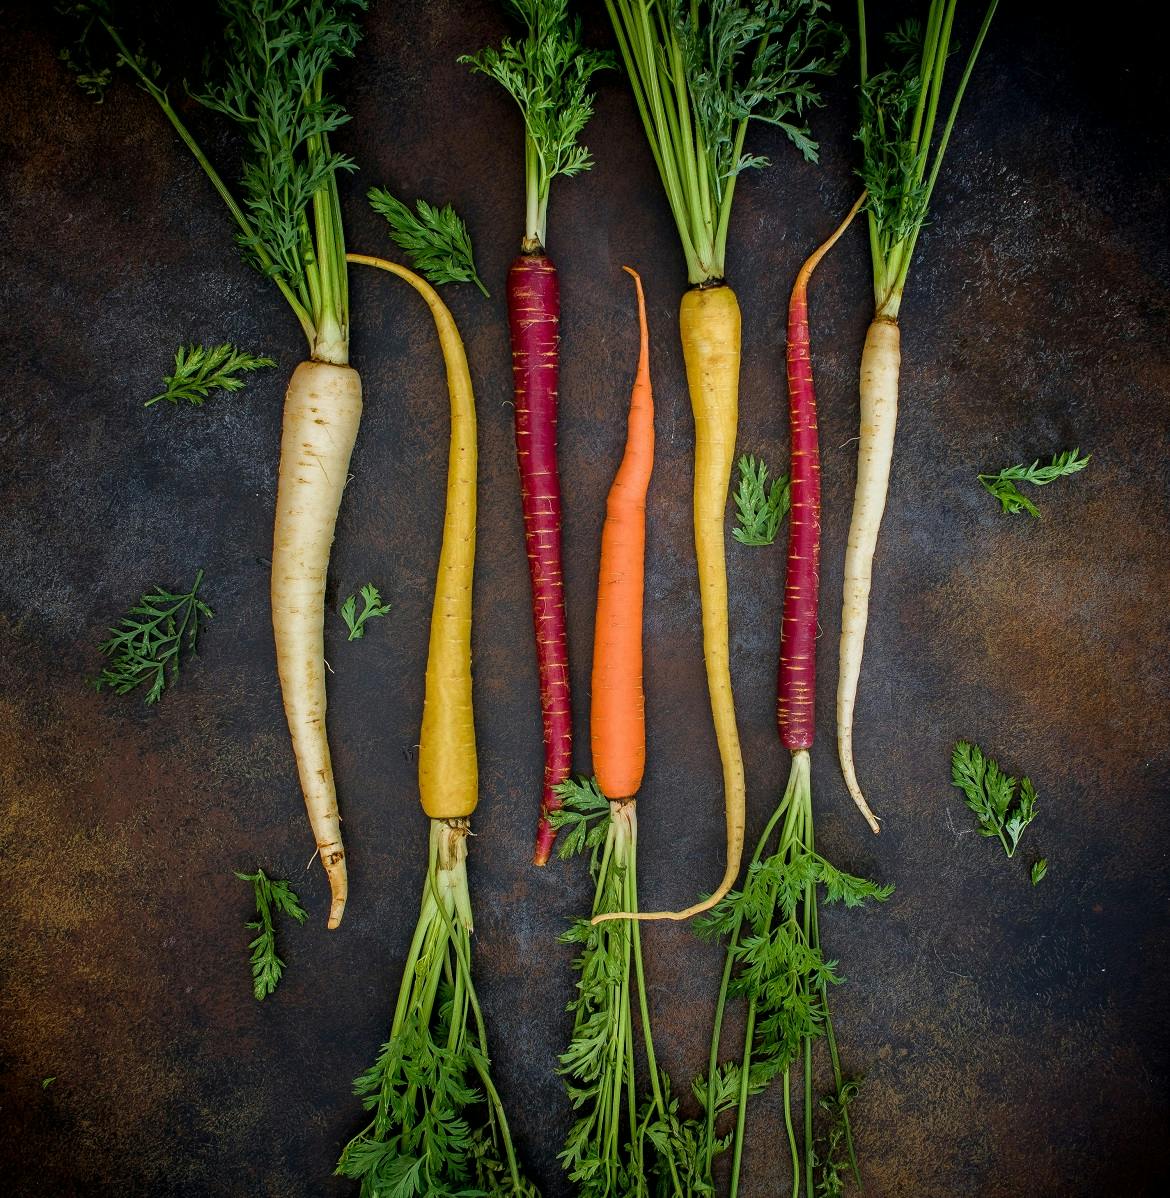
[592, 266, 654, 802]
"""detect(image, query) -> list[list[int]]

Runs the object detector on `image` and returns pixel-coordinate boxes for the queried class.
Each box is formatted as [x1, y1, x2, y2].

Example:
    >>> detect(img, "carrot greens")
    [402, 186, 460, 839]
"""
[336, 822, 536, 1197]
[340, 584, 391, 641]
[951, 741, 1039, 859]
[460, 0, 611, 250]
[696, 757, 892, 1196]
[551, 780, 684, 1196]
[978, 448, 1090, 516]
[368, 190, 488, 295]
[606, 0, 846, 285]
[235, 868, 307, 1001]
[733, 455, 791, 547]
[147, 344, 274, 408]
[94, 570, 212, 704]
[858, 0, 999, 320]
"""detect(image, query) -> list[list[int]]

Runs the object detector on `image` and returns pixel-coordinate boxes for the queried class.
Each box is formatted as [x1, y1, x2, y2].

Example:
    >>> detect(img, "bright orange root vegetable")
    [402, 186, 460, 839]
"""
[591, 266, 654, 804]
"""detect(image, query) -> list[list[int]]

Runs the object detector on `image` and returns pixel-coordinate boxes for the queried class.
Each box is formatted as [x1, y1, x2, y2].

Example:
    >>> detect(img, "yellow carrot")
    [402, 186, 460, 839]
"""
[347, 254, 478, 821]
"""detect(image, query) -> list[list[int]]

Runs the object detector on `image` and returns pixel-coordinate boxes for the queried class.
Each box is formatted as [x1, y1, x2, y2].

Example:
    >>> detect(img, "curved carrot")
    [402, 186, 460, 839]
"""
[346, 254, 478, 820]
[778, 194, 867, 754]
[592, 267, 654, 802]
[272, 359, 362, 929]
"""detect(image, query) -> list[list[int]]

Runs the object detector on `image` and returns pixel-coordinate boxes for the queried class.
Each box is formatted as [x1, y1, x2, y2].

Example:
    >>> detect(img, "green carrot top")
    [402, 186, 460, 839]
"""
[63, 0, 365, 363]
[606, 0, 847, 285]
[461, 0, 611, 251]
[857, 0, 998, 319]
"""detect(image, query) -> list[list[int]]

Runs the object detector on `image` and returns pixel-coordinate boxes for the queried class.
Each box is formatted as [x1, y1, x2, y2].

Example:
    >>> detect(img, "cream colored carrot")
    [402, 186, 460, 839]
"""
[837, 318, 898, 835]
[271, 360, 362, 930]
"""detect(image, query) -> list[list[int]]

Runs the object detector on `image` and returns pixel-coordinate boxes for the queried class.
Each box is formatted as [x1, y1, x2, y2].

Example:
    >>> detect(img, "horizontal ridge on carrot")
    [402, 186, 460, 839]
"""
[462, 0, 611, 865]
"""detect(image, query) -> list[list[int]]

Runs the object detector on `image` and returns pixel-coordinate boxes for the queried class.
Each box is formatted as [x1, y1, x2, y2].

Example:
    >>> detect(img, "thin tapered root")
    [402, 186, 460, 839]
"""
[837, 728, 881, 834]
[837, 316, 900, 832]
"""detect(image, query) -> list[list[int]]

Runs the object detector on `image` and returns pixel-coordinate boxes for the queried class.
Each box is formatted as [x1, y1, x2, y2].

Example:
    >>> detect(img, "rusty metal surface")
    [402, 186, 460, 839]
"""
[1, 1, 1168, 1195]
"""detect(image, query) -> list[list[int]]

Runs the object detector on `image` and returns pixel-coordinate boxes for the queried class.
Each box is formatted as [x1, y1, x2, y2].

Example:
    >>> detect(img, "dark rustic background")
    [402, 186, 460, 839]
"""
[2, 2, 1168, 1195]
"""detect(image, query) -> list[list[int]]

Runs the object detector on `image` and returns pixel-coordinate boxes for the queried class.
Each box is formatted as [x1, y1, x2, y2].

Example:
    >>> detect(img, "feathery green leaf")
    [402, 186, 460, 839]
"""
[951, 740, 1039, 859]
[341, 583, 391, 642]
[461, 0, 611, 246]
[733, 454, 791, 546]
[94, 570, 212, 703]
[235, 868, 306, 1000]
[147, 343, 274, 407]
[368, 190, 488, 296]
[978, 448, 1090, 516]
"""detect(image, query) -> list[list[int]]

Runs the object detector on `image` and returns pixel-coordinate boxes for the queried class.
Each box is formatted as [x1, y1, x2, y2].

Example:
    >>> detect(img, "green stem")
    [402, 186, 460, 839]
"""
[783, 1068, 800, 1198]
[704, 788, 793, 1178]
[524, 132, 543, 248]
[627, 809, 684, 1197]
[98, 19, 315, 348]
[729, 997, 758, 1198]
[892, 0, 999, 297]
[433, 829, 527, 1194]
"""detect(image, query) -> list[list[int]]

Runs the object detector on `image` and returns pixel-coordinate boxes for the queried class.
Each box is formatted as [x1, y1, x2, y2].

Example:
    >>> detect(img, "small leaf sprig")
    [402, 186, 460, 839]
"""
[146, 343, 274, 408]
[1031, 858, 1048, 886]
[978, 448, 1090, 517]
[235, 868, 307, 1001]
[732, 454, 791, 546]
[813, 1078, 863, 1198]
[368, 190, 488, 296]
[951, 740, 1039, 859]
[94, 570, 212, 704]
[341, 584, 390, 641]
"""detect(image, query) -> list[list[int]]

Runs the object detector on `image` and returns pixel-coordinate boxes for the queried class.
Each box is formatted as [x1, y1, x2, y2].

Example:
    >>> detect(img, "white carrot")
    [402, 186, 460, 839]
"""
[839, 0, 998, 828]
[272, 362, 363, 926]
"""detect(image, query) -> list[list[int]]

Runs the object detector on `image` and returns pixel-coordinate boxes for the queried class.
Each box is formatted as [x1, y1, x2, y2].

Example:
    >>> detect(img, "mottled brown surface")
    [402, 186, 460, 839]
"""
[2, 2, 1168, 1195]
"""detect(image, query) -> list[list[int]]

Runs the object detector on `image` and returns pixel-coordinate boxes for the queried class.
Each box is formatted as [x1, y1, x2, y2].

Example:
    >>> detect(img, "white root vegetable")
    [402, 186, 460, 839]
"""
[271, 360, 363, 928]
[837, 318, 898, 834]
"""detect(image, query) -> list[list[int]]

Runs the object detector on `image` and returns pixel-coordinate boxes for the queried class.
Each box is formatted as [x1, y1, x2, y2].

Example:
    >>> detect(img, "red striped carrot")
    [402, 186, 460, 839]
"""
[509, 253, 573, 865]
[779, 192, 867, 749]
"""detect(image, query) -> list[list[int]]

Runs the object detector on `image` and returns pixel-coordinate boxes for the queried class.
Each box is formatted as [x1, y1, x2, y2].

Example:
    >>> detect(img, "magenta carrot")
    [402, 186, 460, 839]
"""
[462, 3, 610, 865]
[779, 193, 867, 750]
[509, 255, 572, 865]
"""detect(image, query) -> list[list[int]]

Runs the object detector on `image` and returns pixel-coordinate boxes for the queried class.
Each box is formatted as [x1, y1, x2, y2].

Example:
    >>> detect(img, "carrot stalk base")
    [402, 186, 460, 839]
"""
[698, 751, 891, 1195]
[337, 819, 535, 1194]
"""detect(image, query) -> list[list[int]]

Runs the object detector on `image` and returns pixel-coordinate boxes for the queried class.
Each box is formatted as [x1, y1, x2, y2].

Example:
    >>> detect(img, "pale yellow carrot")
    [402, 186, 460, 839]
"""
[836, 317, 898, 835]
